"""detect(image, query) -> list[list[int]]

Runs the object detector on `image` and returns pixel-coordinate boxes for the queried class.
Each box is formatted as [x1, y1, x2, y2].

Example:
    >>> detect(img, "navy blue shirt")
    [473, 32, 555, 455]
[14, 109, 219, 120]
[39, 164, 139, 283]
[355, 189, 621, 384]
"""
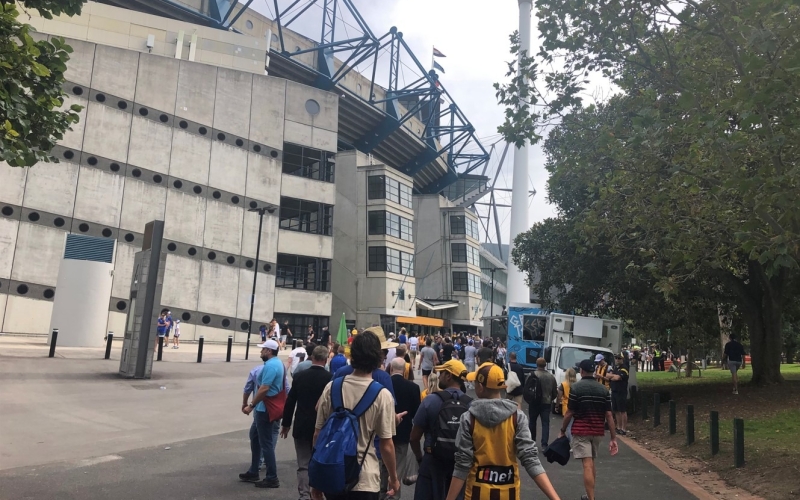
[413, 387, 470, 448]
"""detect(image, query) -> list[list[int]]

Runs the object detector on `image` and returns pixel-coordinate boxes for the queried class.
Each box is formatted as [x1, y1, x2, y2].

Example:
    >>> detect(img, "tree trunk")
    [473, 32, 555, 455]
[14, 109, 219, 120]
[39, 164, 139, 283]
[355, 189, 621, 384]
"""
[747, 297, 785, 386]
[718, 305, 733, 366]
[685, 347, 693, 377]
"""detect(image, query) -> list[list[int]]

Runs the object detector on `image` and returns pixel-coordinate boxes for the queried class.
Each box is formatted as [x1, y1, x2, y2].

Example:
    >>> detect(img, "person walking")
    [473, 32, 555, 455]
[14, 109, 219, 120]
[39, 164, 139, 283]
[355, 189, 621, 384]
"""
[260, 324, 268, 342]
[723, 333, 746, 395]
[506, 352, 526, 407]
[408, 333, 419, 367]
[529, 358, 557, 450]
[410, 359, 471, 500]
[593, 354, 611, 390]
[243, 339, 286, 489]
[418, 339, 439, 388]
[445, 363, 561, 500]
[289, 341, 310, 375]
[557, 367, 577, 426]
[558, 359, 618, 500]
[155, 310, 169, 353]
[329, 344, 348, 374]
[281, 346, 333, 500]
[283, 320, 293, 350]
[381, 357, 422, 500]
[311, 331, 400, 500]
[608, 354, 629, 435]
[171, 319, 181, 348]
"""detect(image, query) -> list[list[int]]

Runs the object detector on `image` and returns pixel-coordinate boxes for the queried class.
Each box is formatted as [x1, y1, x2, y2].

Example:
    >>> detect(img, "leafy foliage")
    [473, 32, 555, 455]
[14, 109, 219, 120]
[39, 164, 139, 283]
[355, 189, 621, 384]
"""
[1, 0, 85, 167]
[501, 0, 800, 384]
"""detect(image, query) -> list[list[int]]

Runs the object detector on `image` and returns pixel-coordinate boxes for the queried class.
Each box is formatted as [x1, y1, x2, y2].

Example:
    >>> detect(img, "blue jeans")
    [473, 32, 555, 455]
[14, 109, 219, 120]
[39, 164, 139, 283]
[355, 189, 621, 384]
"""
[529, 402, 551, 448]
[249, 410, 280, 480]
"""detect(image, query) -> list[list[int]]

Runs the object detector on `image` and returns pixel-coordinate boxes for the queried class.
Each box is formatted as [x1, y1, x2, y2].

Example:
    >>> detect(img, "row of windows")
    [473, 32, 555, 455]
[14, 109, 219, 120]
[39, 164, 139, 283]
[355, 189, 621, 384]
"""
[481, 282, 507, 307]
[367, 175, 413, 208]
[450, 215, 479, 239]
[283, 143, 336, 183]
[368, 210, 413, 242]
[451, 243, 480, 266]
[275, 254, 331, 292]
[368, 246, 414, 275]
[279, 196, 333, 236]
[453, 271, 481, 294]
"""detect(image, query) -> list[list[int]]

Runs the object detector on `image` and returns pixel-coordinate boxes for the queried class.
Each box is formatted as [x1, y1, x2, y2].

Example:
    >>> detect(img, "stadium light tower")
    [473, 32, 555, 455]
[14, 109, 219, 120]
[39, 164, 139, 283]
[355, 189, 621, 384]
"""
[506, 0, 533, 305]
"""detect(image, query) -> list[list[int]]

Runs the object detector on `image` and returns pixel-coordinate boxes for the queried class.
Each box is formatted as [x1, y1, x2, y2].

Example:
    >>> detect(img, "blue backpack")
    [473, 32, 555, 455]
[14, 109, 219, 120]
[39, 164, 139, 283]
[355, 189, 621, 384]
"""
[309, 376, 383, 495]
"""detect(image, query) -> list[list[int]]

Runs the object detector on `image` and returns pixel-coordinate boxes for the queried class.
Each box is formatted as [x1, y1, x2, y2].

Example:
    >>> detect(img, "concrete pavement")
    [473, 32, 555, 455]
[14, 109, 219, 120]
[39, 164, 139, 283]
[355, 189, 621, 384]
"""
[0, 338, 699, 499]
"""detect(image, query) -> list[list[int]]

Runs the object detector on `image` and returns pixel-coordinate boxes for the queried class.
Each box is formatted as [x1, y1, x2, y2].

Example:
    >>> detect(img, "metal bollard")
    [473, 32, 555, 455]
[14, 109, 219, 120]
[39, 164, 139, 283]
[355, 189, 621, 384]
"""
[197, 336, 204, 363]
[710, 411, 719, 455]
[157, 336, 164, 361]
[669, 400, 676, 435]
[642, 391, 648, 420]
[686, 404, 695, 445]
[653, 393, 661, 427]
[226, 335, 233, 362]
[733, 418, 745, 467]
[48, 329, 59, 358]
[104, 332, 114, 359]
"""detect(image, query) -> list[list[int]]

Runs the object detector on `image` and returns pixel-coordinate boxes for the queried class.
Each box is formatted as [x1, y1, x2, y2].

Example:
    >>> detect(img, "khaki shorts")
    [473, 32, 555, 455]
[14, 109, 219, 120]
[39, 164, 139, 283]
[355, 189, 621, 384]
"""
[572, 435, 602, 459]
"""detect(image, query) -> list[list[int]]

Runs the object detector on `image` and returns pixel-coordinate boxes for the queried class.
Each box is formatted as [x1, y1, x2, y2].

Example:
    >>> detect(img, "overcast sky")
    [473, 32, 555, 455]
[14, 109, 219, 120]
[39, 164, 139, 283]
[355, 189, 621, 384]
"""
[254, 0, 559, 244]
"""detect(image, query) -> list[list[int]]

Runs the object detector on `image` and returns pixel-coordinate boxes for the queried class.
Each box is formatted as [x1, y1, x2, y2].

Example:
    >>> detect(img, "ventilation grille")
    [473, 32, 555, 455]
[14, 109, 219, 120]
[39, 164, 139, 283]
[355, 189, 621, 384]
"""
[64, 234, 115, 263]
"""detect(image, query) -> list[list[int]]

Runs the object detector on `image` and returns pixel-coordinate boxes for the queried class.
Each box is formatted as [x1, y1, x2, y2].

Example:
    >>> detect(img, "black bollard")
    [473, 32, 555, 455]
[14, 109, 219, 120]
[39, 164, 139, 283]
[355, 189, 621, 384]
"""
[630, 386, 638, 414]
[669, 400, 676, 435]
[642, 391, 648, 420]
[226, 335, 233, 362]
[686, 404, 695, 445]
[197, 336, 204, 363]
[710, 411, 719, 456]
[48, 329, 58, 358]
[104, 332, 114, 359]
[653, 393, 661, 427]
[157, 336, 164, 361]
[733, 418, 745, 467]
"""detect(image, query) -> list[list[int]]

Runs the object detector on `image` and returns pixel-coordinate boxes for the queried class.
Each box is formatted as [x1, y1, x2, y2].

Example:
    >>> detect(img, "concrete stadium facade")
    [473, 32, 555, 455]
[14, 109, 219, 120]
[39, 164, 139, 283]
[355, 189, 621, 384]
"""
[0, 1, 504, 341]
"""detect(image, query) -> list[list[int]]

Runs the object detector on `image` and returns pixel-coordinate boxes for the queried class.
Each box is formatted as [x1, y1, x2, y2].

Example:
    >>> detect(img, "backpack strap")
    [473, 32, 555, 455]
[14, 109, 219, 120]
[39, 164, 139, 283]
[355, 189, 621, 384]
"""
[331, 376, 345, 411]
[352, 380, 383, 417]
[435, 390, 454, 403]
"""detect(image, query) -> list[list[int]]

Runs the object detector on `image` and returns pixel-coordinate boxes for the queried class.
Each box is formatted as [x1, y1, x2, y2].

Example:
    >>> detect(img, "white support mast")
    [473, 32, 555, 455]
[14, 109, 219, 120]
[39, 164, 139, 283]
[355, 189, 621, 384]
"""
[506, 0, 533, 305]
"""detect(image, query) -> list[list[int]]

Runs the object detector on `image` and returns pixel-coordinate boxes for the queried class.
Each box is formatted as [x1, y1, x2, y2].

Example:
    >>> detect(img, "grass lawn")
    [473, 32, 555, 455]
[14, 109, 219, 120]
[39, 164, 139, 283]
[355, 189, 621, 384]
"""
[636, 363, 800, 387]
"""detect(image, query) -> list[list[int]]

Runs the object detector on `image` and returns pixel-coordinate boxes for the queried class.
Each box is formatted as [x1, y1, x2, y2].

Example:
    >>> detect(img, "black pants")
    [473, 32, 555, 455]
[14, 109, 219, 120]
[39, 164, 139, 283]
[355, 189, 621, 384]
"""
[327, 492, 379, 500]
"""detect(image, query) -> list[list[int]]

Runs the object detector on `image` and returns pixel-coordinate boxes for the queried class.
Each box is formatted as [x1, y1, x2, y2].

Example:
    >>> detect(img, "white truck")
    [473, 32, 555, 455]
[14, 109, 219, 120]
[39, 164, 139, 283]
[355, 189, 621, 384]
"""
[505, 304, 623, 386]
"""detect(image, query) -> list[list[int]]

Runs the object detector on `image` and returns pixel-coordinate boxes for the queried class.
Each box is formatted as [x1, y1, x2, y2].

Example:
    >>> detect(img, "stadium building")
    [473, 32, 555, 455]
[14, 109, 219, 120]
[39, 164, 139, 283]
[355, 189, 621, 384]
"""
[0, 0, 507, 342]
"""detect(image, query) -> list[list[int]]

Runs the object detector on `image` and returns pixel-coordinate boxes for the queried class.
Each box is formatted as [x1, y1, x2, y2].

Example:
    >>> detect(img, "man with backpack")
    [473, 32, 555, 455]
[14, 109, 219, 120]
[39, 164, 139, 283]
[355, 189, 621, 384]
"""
[409, 359, 472, 500]
[310, 331, 399, 500]
[524, 358, 557, 450]
[445, 363, 561, 500]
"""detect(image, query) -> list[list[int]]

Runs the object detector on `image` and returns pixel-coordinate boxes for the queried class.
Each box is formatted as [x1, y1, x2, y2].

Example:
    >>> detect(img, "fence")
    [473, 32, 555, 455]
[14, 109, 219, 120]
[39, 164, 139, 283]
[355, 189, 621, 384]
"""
[636, 390, 746, 468]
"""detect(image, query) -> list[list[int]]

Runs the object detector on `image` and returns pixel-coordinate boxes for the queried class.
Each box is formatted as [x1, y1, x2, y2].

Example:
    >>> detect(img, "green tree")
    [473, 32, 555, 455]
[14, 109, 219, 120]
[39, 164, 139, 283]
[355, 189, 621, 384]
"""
[500, 0, 800, 384]
[1, 0, 85, 167]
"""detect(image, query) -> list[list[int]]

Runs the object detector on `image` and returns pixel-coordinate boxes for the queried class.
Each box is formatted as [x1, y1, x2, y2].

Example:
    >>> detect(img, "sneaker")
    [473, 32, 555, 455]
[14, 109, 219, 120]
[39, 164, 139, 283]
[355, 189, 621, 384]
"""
[581, 495, 590, 500]
[619, 429, 627, 436]
[733, 389, 739, 395]
[238, 472, 259, 482]
[403, 475, 418, 486]
[254, 478, 280, 488]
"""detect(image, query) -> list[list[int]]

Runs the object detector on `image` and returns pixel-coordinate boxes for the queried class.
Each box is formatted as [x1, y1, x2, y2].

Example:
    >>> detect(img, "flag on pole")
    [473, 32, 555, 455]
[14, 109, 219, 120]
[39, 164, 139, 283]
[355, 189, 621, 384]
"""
[433, 47, 446, 58]
[336, 312, 348, 346]
[433, 60, 445, 74]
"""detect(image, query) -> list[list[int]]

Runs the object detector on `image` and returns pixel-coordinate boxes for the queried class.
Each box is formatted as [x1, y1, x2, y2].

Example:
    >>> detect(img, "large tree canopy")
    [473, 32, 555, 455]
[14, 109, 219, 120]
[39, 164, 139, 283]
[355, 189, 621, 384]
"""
[500, 0, 800, 384]
[1, 0, 85, 167]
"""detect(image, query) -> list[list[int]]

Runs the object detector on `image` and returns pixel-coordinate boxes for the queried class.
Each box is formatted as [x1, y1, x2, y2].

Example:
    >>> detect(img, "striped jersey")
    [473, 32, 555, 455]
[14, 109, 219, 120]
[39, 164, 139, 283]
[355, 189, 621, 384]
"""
[567, 378, 611, 436]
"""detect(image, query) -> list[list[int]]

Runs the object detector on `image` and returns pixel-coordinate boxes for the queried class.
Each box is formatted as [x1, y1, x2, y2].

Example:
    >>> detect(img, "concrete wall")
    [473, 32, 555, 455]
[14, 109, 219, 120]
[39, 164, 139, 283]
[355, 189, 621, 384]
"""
[0, 19, 338, 339]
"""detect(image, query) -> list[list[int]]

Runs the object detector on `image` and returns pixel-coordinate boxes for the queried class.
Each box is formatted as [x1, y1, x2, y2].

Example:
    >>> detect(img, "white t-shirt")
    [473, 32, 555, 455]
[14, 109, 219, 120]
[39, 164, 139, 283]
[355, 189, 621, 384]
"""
[384, 347, 397, 369]
[289, 347, 307, 373]
[408, 337, 419, 352]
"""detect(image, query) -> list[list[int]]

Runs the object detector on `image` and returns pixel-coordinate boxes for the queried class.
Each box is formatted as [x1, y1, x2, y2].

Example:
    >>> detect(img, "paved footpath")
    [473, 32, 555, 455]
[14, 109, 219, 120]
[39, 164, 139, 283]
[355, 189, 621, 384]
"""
[0, 336, 698, 500]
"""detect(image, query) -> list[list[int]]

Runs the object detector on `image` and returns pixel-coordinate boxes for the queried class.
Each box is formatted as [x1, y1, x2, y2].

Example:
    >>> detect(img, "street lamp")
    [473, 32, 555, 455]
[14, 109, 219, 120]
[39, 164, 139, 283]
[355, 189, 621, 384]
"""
[245, 205, 277, 360]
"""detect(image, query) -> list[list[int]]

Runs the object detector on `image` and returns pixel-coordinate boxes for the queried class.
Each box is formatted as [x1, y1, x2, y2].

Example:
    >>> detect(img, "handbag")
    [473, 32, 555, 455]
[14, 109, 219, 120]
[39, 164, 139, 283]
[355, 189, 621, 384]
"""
[506, 370, 521, 393]
[264, 368, 287, 422]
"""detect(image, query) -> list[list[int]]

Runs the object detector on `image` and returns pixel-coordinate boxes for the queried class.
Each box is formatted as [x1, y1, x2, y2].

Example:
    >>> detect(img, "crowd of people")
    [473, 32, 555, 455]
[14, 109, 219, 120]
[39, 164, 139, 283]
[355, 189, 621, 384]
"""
[239, 327, 629, 500]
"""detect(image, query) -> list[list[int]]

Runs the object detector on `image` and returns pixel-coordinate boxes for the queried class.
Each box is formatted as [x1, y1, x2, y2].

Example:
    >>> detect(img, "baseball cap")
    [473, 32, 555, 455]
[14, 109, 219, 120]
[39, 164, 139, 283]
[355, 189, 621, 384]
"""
[594, 353, 605, 363]
[434, 359, 468, 379]
[466, 363, 507, 389]
[577, 359, 595, 372]
[258, 339, 280, 350]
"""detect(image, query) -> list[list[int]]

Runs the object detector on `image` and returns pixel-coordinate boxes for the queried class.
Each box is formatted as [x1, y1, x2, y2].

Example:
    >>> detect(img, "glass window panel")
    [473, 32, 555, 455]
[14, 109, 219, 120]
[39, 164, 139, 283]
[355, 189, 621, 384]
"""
[368, 210, 386, 235]
[452, 271, 468, 291]
[450, 215, 466, 234]
[368, 175, 386, 199]
[451, 243, 467, 262]
[282, 143, 334, 183]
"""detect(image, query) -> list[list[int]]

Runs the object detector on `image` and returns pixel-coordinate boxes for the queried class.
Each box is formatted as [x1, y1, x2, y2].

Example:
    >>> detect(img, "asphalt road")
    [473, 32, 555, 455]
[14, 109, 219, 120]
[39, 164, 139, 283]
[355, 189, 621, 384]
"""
[0, 339, 696, 499]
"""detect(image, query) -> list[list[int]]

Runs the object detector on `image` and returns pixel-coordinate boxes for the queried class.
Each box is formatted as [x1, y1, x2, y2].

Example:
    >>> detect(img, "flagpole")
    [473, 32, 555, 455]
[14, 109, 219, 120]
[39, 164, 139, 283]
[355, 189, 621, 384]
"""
[431, 45, 434, 72]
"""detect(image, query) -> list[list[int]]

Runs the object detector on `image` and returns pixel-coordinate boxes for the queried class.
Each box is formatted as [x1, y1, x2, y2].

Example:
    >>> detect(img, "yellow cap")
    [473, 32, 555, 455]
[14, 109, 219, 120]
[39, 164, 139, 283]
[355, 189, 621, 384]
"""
[466, 363, 507, 389]
[434, 359, 468, 379]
